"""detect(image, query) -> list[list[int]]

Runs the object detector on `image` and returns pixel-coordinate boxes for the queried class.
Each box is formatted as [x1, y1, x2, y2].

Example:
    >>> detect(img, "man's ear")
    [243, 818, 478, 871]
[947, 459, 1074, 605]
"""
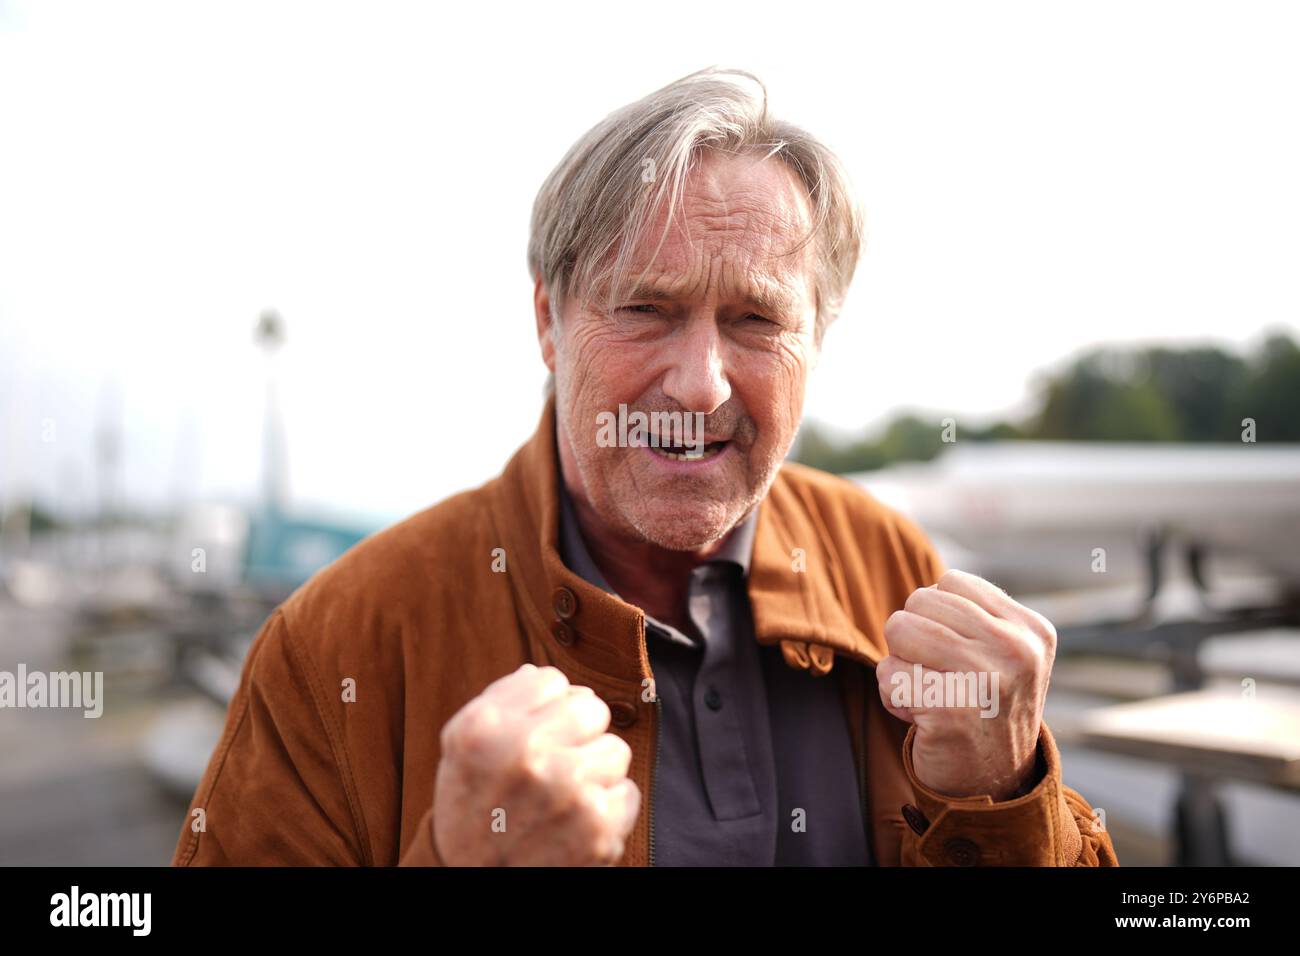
[533, 276, 558, 373]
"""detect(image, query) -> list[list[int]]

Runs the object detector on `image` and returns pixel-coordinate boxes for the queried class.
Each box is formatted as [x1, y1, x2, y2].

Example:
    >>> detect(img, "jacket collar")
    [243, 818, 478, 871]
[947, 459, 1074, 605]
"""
[486, 396, 883, 684]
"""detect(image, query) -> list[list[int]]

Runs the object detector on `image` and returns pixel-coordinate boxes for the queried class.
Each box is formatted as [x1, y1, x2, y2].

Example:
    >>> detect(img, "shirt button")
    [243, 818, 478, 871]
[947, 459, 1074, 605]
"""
[901, 804, 930, 836]
[943, 838, 981, 867]
[551, 620, 576, 647]
[608, 700, 638, 729]
[552, 587, 577, 619]
[704, 686, 723, 711]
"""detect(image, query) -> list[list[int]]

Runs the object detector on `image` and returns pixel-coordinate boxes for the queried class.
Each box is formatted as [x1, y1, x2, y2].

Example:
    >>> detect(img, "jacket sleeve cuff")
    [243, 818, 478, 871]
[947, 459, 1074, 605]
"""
[900, 720, 1084, 866]
[397, 805, 449, 866]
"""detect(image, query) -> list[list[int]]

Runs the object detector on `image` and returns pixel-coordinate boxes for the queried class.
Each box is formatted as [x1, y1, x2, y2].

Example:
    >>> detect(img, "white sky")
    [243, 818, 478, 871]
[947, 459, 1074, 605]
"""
[2, 0, 1297, 524]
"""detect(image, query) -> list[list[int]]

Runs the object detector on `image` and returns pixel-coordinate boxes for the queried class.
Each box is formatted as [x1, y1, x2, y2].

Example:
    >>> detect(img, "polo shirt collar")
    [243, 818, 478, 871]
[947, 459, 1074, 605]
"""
[556, 476, 758, 649]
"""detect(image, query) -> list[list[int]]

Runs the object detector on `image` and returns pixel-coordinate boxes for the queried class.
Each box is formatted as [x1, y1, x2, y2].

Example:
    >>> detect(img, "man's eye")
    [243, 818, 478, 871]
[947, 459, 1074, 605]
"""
[743, 313, 777, 327]
[620, 304, 660, 314]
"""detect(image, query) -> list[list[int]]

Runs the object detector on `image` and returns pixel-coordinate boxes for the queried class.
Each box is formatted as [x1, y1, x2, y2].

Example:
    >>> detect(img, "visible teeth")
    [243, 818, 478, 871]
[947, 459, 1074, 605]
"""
[652, 442, 723, 462]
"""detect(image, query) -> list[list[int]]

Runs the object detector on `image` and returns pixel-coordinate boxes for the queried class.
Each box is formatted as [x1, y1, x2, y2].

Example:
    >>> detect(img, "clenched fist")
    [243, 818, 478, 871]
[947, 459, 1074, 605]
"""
[431, 663, 641, 866]
[876, 569, 1057, 802]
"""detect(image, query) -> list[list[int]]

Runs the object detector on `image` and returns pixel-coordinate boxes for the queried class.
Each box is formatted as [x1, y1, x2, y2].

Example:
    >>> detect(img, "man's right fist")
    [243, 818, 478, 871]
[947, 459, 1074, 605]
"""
[431, 663, 642, 866]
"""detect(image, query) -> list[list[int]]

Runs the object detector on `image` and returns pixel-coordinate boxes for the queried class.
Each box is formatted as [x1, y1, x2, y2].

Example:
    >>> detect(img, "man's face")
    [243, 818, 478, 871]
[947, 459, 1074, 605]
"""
[540, 152, 821, 552]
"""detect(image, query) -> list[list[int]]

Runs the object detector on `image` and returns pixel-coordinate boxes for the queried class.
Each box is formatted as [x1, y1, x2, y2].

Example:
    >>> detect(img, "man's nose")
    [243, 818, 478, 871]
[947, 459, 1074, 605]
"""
[660, 319, 732, 415]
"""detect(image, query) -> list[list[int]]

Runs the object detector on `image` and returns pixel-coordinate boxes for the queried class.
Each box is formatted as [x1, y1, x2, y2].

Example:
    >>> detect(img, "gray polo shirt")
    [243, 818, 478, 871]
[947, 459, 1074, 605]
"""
[557, 483, 872, 866]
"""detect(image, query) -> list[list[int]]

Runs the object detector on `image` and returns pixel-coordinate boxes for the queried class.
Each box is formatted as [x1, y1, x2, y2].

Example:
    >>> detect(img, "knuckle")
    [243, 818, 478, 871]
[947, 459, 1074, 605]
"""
[515, 750, 566, 802]
[537, 665, 568, 686]
[1036, 614, 1058, 649]
[563, 789, 607, 843]
[457, 704, 505, 753]
[608, 733, 633, 764]
[574, 692, 612, 728]
[442, 707, 487, 760]
[517, 730, 553, 781]
[476, 699, 505, 729]
[1001, 631, 1039, 671]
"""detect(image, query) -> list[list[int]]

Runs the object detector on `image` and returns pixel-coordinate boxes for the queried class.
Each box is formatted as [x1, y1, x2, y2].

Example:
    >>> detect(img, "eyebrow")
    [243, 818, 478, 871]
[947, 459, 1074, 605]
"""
[619, 280, 801, 318]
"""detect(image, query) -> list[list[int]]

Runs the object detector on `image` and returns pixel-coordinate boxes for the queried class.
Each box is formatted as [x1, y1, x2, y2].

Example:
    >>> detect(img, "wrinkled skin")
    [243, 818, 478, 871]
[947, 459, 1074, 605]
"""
[537, 151, 821, 630]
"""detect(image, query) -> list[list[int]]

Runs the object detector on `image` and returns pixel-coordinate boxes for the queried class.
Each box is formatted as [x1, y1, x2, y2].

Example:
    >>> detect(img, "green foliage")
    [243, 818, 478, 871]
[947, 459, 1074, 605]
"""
[1243, 334, 1300, 440]
[794, 331, 1300, 473]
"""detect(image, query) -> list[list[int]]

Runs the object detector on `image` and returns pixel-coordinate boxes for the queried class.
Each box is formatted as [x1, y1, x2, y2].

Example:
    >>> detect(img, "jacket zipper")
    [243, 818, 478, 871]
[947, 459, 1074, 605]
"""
[649, 693, 661, 866]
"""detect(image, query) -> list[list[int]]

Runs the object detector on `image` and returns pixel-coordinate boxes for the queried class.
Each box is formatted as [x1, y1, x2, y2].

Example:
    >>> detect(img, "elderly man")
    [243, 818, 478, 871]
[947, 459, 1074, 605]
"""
[173, 68, 1118, 867]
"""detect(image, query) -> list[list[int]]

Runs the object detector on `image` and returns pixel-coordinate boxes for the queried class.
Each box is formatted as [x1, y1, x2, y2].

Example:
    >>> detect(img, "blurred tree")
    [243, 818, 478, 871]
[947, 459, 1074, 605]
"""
[1239, 333, 1300, 440]
[966, 421, 1025, 441]
[879, 415, 945, 461]
[794, 421, 886, 474]
[1034, 355, 1181, 441]
[793, 332, 1299, 473]
[1145, 346, 1248, 441]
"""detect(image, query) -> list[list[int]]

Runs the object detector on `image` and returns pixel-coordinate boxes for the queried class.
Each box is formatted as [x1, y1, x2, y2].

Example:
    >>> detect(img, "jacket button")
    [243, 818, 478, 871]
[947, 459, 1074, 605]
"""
[552, 587, 577, 619]
[551, 620, 576, 647]
[608, 700, 638, 728]
[943, 838, 981, 866]
[901, 804, 930, 836]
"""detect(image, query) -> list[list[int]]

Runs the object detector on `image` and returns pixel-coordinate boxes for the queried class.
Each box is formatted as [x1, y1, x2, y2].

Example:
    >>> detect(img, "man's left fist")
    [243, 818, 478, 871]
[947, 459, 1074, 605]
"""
[876, 569, 1057, 801]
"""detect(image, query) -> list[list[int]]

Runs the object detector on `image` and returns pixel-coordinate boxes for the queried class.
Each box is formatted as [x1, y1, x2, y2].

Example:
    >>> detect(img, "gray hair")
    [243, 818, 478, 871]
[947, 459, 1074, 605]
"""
[528, 66, 865, 379]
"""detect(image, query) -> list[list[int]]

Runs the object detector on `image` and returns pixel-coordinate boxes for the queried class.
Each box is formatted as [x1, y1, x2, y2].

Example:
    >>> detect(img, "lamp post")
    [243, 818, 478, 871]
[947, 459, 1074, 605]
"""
[254, 309, 287, 517]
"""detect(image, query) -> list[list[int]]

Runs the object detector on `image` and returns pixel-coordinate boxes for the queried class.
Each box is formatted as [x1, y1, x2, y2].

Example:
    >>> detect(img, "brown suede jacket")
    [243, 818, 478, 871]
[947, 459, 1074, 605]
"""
[172, 396, 1119, 867]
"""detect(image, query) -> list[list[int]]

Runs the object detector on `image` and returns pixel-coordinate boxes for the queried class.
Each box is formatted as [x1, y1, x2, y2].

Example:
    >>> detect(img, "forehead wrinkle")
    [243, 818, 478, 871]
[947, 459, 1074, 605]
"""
[624, 256, 806, 318]
[721, 257, 806, 317]
[630, 226, 810, 312]
[632, 213, 806, 292]
[615, 162, 816, 315]
[682, 163, 812, 233]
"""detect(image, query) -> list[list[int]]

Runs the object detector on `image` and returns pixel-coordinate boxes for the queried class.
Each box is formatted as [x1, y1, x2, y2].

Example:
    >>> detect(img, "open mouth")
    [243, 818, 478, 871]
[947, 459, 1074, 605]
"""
[648, 440, 729, 462]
